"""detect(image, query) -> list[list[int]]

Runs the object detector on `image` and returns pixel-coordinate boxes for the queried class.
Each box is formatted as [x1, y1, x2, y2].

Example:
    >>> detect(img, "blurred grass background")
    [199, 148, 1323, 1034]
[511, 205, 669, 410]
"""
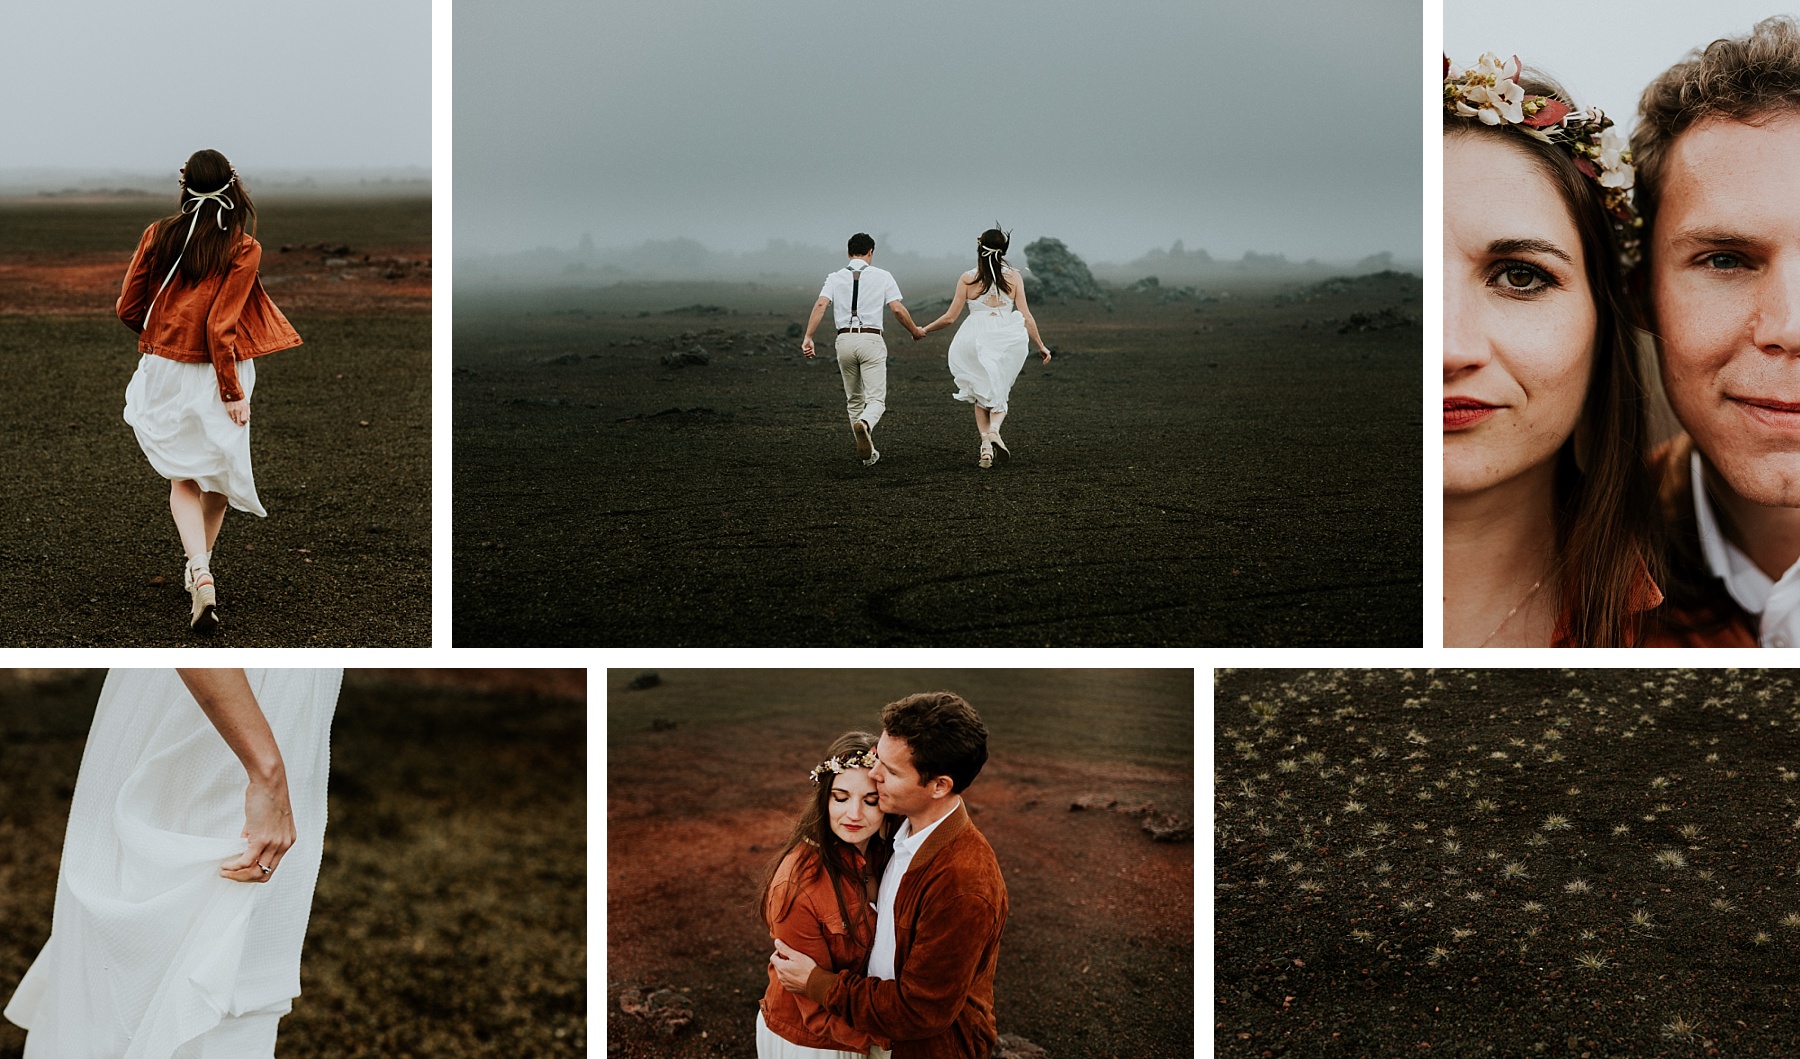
[0, 668, 586, 1059]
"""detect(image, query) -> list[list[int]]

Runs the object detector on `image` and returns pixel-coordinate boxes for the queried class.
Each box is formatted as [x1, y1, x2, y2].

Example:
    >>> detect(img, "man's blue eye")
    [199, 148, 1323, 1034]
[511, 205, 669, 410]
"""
[1708, 253, 1743, 269]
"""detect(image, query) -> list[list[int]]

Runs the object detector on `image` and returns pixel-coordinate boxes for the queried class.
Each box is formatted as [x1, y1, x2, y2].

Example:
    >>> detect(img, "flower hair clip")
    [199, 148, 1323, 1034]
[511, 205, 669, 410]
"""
[809, 748, 878, 784]
[1445, 53, 1641, 267]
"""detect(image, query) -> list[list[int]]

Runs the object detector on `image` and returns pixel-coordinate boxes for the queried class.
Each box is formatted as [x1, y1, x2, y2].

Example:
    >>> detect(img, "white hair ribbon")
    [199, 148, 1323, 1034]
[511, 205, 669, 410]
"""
[143, 173, 237, 329]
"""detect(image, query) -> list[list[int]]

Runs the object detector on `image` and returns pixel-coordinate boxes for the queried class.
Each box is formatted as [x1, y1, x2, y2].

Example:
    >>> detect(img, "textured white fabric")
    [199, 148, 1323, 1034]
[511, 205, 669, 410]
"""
[755, 1010, 881, 1059]
[123, 354, 265, 516]
[819, 263, 903, 331]
[1689, 449, 1800, 648]
[4, 668, 340, 1059]
[947, 270, 1029, 413]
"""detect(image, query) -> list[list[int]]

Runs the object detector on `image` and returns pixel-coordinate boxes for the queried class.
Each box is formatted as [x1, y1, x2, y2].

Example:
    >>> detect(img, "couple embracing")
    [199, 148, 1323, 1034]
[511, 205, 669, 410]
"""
[756, 692, 1007, 1059]
[802, 231, 1053, 470]
[1445, 17, 1800, 646]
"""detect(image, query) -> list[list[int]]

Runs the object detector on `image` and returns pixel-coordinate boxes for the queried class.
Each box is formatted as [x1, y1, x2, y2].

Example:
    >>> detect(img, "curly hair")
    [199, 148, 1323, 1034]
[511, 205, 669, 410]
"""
[1632, 16, 1800, 236]
[879, 691, 988, 793]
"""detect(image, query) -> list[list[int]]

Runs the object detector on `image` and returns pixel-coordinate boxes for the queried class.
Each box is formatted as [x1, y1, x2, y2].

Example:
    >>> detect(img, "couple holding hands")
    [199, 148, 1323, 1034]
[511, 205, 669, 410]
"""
[1445, 17, 1800, 647]
[802, 230, 1053, 470]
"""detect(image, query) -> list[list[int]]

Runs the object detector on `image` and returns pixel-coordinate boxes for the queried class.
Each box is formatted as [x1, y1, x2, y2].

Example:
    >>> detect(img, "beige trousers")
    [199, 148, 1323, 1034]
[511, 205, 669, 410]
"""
[834, 331, 888, 430]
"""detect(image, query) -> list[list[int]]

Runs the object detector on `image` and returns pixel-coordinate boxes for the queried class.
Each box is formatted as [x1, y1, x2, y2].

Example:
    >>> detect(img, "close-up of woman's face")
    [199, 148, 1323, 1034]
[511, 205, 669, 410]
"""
[827, 767, 880, 847]
[1443, 131, 1598, 497]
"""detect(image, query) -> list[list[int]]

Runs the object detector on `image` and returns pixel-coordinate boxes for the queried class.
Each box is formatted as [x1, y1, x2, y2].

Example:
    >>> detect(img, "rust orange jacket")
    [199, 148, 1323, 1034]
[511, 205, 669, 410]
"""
[805, 802, 1008, 1059]
[116, 223, 302, 402]
[761, 844, 888, 1053]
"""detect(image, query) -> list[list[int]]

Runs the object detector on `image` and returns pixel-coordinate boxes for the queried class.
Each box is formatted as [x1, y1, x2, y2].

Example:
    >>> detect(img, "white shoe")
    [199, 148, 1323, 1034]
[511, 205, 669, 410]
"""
[852, 419, 873, 461]
[863, 447, 881, 467]
[184, 558, 219, 635]
[988, 431, 1010, 462]
[978, 437, 993, 469]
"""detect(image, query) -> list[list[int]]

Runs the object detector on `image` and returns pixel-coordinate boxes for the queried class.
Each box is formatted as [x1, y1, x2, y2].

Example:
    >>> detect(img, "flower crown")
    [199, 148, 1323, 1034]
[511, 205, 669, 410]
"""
[809, 747, 878, 784]
[1444, 53, 1641, 267]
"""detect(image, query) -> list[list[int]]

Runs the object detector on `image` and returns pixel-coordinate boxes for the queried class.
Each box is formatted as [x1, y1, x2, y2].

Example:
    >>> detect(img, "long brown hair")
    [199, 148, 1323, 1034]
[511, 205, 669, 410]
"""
[971, 226, 1012, 299]
[755, 731, 893, 938]
[1444, 74, 1663, 647]
[148, 149, 258, 284]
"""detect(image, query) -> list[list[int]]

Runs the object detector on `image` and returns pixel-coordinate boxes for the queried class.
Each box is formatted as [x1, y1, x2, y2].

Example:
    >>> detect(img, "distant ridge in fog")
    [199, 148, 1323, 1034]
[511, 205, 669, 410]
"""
[0, 167, 431, 199]
[456, 236, 1418, 290]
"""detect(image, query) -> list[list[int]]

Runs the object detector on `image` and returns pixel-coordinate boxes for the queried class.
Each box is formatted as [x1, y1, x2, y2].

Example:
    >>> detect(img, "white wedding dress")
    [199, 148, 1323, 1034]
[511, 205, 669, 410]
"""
[4, 669, 341, 1059]
[947, 268, 1030, 413]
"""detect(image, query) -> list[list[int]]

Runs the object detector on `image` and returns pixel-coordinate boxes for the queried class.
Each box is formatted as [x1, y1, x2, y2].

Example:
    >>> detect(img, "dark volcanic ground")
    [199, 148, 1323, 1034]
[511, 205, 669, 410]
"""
[1216, 668, 1800, 1058]
[454, 276, 1421, 646]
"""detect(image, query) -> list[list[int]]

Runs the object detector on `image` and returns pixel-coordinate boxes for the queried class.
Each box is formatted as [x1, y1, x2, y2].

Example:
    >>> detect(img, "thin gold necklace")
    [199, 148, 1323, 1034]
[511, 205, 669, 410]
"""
[1480, 578, 1544, 647]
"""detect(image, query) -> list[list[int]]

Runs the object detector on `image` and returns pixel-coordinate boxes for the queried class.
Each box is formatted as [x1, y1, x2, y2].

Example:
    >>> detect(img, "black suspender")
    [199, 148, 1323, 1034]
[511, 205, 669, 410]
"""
[848, 264, 862, 324]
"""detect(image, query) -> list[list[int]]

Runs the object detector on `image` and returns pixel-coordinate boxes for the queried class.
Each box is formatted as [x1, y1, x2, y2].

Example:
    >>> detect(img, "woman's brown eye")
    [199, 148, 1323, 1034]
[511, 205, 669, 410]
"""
[1504, 268, 1536, 288]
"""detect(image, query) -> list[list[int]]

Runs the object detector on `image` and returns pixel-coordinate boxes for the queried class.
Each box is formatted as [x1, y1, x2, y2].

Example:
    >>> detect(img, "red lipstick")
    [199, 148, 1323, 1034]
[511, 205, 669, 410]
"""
[1444, 396, 1499, 431]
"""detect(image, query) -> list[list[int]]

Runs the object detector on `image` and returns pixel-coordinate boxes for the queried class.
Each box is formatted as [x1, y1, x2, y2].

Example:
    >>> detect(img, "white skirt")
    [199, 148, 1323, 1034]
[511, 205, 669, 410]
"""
[123, 354, 265, 516]
[3, 669, 341, 1059]
[755, 1010, 887, 1059]
[947, 306, 1029, 413]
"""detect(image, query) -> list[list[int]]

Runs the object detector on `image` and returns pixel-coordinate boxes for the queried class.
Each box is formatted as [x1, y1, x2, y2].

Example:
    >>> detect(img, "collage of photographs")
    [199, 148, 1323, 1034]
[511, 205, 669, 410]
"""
[3, 0, 1800, 1056]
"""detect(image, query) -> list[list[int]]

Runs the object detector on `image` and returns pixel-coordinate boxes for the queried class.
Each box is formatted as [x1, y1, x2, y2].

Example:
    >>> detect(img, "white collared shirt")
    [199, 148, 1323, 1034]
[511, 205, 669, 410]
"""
[1690, 450, 1800, 648]
[819, 261, 902, 331]
[867, 798, 959, 980]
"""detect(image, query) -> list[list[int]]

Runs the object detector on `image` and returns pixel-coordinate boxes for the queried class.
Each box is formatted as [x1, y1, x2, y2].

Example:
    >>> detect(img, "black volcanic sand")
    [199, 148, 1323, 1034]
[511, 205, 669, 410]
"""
[454, 278, 1420, 646]
[1215, 668, 1800, 1058]
[0, 670, 586, 1059]
[606, 668, 1194, 1058]
[0, 201, 429, 646]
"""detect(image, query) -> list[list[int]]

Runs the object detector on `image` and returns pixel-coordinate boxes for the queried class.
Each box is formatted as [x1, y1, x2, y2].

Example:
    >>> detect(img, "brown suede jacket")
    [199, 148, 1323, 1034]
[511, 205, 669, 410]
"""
[761, 844, 889, 1053]
[804, 802, 1008, 1059]
[117, 223, 302, 402]
[1639, 434, 1760, 647]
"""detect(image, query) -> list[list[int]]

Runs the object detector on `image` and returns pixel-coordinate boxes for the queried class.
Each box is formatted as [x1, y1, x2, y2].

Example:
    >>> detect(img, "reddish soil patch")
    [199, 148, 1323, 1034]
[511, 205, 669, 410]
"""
[608, 716, 1194, 1057]
[0, 246, 430, 316]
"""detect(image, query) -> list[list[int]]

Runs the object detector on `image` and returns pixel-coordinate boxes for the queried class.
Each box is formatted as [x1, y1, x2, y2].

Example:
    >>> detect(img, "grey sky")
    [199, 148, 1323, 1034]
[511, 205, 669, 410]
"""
[456, 0, 1421, 264]
[1, 1, 430, 173]
[1446, 1, 1785, 132]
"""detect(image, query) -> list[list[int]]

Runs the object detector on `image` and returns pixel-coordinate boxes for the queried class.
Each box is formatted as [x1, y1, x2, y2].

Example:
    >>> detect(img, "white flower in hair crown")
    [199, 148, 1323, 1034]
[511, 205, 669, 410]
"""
[1445, 53, 1641, 267]
[809, 748, 878, 784]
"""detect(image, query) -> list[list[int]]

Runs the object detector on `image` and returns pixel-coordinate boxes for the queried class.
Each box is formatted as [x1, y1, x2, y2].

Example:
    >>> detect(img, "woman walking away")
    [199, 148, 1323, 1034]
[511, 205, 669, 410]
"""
[917, 227, 1053, 468]
[117, 149, 302, 634]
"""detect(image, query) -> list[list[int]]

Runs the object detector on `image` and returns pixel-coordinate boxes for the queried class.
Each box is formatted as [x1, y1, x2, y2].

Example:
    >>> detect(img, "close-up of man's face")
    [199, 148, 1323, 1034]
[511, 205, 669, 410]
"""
[1651, 111, 1800, 507]
[872, 731, 938, 817]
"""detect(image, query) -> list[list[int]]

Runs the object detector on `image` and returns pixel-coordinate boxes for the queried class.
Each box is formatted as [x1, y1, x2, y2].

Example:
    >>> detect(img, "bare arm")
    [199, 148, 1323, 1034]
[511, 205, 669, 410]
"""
[1011, 271, 1052, 362]
[177, 669, 295, 883]
[888, 299, 925, 340]
[802, 295, 831, 358]
[919, 276, 972, 335]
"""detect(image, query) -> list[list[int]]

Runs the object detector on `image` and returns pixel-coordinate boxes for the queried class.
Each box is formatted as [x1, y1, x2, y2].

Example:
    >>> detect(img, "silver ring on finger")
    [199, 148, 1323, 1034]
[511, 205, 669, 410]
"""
[259, 863, 273, 874]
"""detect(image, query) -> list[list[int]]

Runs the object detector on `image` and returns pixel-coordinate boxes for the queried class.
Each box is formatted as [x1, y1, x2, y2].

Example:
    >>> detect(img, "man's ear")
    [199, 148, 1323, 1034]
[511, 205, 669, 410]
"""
[929, 774, 955, 799]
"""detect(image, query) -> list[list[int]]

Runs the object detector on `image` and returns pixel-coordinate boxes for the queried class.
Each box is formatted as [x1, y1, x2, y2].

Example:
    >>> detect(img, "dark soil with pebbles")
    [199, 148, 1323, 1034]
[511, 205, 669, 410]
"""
[1215, 668, 1800, 1058]
[453, 279, 1420, 647]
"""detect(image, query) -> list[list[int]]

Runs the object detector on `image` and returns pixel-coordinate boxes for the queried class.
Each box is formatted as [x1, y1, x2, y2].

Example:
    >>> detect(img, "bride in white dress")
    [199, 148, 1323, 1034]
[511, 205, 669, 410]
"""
[917, 227, 1053, 468]
[4, 669, 340, 1059]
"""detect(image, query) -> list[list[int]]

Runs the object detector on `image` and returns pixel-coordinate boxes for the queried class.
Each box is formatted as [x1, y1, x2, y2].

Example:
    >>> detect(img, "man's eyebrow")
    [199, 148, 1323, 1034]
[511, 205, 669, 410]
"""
[1487, 237, 1575, 265]
[1665, 227, 1765, 250]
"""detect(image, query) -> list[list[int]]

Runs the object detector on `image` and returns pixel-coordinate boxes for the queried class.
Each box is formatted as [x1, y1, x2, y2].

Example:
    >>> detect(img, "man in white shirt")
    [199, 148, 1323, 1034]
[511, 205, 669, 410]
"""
[801, 233, 925, 467]
[1637, 18, 1800, 646]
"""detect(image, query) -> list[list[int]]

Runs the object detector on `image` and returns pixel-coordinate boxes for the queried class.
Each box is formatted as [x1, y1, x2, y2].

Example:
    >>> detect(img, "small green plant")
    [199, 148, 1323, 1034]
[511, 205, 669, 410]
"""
[1781, 912, 1800, 929]
[1542, 814, 1573, 831]
[1678, 823, 1704, 840]
[1754, 931, 1773, 945]
[1711, 898, 1739, 913]
[1655, 850, 1687, 870]
[1500, 862, 1529, 881]
[1630, 910, 1656, 928]
[1342, 799, 1366, 814]
[1565, 879, 1592, 895]
[1474, 798, 1499, 813]
[1522, 901, 1545, 913]
[1425, 946, 1451, 965]
[1574, 952, 1612, 971]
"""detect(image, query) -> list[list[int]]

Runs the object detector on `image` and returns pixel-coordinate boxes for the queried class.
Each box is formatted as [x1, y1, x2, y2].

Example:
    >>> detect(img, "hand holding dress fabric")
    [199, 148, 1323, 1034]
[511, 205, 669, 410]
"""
[220, 772, 296, 882]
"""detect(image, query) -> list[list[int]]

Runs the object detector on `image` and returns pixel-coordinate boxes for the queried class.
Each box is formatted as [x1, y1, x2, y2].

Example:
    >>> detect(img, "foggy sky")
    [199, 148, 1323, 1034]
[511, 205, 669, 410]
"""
[2, 1, 430, 174]
[1445, 1, 1784, 132]
[455, 0, 1421, 265]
